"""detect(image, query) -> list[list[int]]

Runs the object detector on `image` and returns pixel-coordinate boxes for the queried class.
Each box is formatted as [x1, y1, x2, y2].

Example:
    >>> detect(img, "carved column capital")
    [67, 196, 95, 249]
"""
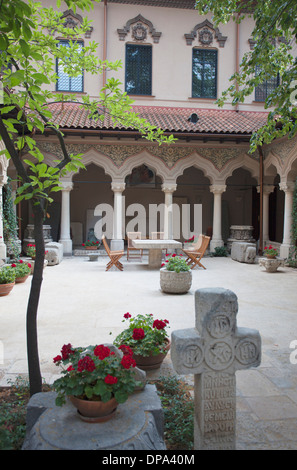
[111, 182, 126, 193]
[209, 184, 226, 195]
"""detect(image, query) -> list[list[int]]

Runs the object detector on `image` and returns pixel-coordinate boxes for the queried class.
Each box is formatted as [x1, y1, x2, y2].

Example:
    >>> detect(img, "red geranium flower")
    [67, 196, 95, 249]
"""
[53, 355, 62, 363]
[77, 356, 95, 372]
[104, 374, 118, 384]
[132, 328, 145, 340]
[119, 344, 133, 356]
[94, 344, 111, 360]
[153, 319, 167, 330]
[124, 312, 131, 319]
[121, 355, 136, 369]
[61, 343, 74, 360]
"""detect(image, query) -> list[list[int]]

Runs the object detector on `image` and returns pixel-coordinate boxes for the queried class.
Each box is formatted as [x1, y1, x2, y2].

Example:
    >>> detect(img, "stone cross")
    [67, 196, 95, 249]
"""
[171, 288, 261, 450]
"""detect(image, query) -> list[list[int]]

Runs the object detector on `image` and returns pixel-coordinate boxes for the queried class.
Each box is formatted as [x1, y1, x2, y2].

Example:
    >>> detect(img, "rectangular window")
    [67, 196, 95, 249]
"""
[192, 49, 217, 99]
[56, 40, 84, 92]
[255, 65, 280, 102]
[125, 44, 152, 95]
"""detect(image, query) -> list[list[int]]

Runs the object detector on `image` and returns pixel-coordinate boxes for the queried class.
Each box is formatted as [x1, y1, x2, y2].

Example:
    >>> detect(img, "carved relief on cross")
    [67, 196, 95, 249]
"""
[171, 288, 261, 375]
[171, 288, 261, 450]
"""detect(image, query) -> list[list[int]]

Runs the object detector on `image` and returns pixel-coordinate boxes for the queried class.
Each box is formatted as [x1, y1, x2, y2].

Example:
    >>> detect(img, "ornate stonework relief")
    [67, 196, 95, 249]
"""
[117, 14, 161, 43]
[58, 10, 93, 38]
[37, 141, 252, 172]
[265, 134, 297, 165]
[184, 19, 227, 47]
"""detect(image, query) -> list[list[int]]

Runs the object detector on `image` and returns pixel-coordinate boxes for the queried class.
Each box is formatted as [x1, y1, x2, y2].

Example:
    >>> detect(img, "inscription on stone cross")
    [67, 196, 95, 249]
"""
[171, 288, 261, 450]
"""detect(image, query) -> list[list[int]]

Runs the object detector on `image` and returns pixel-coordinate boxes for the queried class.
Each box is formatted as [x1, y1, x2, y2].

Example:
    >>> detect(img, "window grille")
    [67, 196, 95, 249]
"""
[56, 40, 84, 92]
[255, 65, 280, 102]
[125, 44, 152, 95]
[192, 49, 217, 99]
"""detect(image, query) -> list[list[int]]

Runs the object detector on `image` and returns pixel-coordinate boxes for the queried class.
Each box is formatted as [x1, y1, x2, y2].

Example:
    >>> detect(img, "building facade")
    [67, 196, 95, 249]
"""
[1, 0, 297, 259]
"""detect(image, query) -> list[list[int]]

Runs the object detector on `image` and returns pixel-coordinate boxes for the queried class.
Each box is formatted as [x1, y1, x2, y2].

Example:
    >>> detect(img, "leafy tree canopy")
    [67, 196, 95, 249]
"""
[195, 0, 297, 151]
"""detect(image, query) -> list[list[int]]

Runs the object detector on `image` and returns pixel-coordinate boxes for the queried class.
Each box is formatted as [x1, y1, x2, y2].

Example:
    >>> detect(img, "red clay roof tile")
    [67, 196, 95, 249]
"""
[47, 102, 269, 135]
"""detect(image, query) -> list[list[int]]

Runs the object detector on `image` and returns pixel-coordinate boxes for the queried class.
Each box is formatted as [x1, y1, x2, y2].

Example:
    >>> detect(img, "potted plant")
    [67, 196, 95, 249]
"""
[264, 245, 278, 259]
[26, 243, 36, 259]
[160, 254, 192, 294]
[11, 260, 31, 283]
[0, 266, 16, 296]
[53, 342, 140, 422]
[82, 240, 100, 250]
[113, 313, 170, 370]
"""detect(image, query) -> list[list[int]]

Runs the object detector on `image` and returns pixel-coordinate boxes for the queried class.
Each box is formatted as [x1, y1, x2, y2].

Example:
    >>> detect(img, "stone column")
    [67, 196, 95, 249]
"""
[0, 175, 7, 260]
[162, 183, 177, 239]
[257, 184, 274, 245]
[210, 184, 226, 251]
[279, 181, 295, 259]
[111, 182, 125, 251]
[59, 181, 73, 255]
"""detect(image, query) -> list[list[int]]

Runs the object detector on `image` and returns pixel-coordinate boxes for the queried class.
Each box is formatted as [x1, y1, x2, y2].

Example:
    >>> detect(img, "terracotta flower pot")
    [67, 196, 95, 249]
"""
[0, 282, 15, 296]
[266, 254, 276, 259]
[69, 396, 118, 423]
[15, 274, 30, 284]
[133, 338, 171, 370]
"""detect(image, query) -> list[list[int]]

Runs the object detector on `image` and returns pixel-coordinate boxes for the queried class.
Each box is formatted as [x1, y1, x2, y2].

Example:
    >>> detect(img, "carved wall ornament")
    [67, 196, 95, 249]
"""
[132, 22, 148, 41]
[117, 14, 162, 43]
[184, 19, 227, 47]
[60, 9, 93, 38]
[199, 27, 213, 46]
[36, 141, 253, 174]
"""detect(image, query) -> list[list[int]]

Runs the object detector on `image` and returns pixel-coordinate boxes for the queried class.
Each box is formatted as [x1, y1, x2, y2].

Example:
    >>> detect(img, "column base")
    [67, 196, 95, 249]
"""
[280, 243, 291, 259]
[0, 243, 7, 261]
[210, 239, 224, 252]
[58, 239, 73, 256]
[111, 239, 124, 251]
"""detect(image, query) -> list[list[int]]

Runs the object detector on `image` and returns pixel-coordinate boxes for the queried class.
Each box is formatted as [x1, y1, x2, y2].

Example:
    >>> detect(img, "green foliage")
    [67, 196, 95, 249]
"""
[162, 254, 191, 272]
[156, 375, 194, 450]
[210, 246, 228, 257]
[53, 343, 139, 406]
[114, 313, 170, 357]
[289, 180, 297, 267]
[195, 0, 297, 151]
[0, 266, 16, 284]
[11, 260, 31, 277]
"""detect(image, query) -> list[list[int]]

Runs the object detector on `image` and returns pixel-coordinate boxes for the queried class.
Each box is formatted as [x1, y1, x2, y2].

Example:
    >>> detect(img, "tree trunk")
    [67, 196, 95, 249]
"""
[26, 205, 45, 396]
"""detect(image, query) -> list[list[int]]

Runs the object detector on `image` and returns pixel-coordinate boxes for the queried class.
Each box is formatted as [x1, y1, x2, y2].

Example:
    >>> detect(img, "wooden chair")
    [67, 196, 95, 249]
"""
[127, 232, 143, 260]
[151, 232, 164, 240]
[102, 235, 124, 271]
[182, 234, 210, 270]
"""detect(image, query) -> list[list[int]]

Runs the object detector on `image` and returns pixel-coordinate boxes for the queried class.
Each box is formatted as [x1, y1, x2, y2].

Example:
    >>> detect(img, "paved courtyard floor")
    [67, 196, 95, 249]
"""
[1, 253, 297, 450]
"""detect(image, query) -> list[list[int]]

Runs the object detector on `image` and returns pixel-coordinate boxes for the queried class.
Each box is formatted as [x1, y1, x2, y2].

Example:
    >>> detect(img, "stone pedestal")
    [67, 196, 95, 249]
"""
[227, 225, 255, 253]
[258, 257, 285, 273]
[22, 385, 166, 450]
[23, 224, 53, 254]
[45, 242, 63, 265]
[231, 242, 256, 264]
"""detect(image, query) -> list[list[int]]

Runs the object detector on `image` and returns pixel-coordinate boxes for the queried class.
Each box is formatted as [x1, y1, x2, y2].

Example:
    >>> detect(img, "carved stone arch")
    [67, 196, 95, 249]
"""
[218, 154, 260, 184]
[264, 151, 283, 180]
[169, 152, 219, 185]
[117, 14, 162, 43]
[184, 19, 227, 47]
[119, 149, 170, 182]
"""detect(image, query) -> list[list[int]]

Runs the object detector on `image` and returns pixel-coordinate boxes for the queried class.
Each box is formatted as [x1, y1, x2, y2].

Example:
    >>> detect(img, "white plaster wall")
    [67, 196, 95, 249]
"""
[41, 0, 269, 112]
